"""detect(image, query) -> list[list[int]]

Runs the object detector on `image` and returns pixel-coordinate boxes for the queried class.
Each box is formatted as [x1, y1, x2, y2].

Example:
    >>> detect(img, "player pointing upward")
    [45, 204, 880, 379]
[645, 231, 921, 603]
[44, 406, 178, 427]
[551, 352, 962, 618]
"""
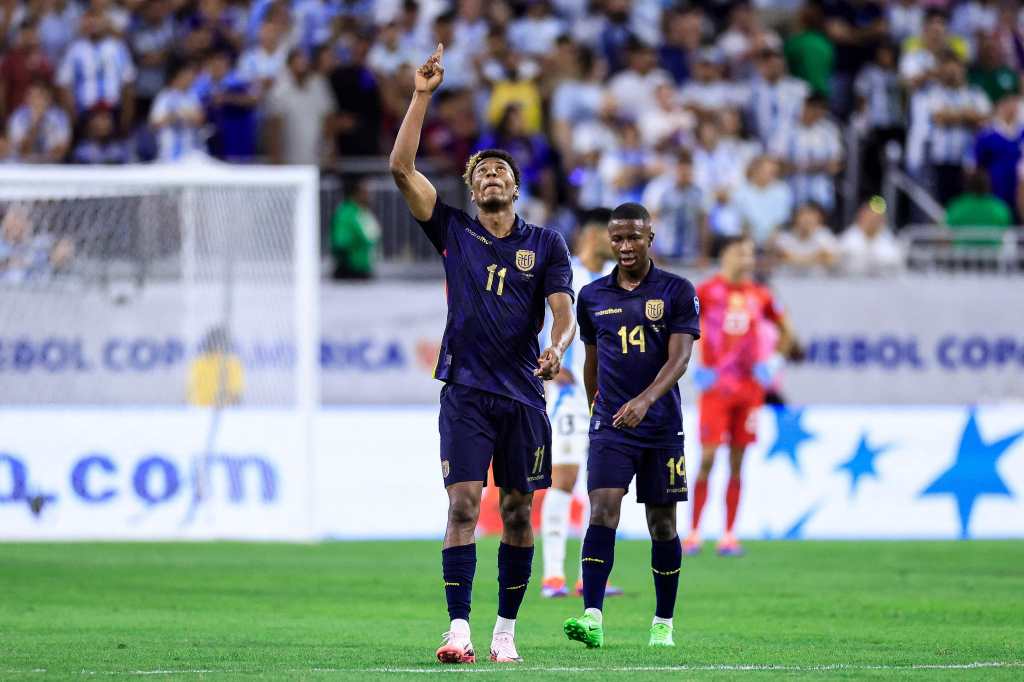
[389, 44, 577, 665]
[564, 203, 700, 649]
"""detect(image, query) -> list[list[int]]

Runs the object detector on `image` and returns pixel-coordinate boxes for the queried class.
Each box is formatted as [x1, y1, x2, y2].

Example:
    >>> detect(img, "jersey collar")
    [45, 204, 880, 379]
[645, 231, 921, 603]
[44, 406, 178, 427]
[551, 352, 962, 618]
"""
[474, 212, 525, 241]
[607, 259, 661, 292]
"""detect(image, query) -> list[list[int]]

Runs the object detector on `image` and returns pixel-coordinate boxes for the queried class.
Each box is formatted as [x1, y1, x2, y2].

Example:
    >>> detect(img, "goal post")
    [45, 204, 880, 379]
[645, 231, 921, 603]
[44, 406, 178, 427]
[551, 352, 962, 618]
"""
[0, 161, 320, 540]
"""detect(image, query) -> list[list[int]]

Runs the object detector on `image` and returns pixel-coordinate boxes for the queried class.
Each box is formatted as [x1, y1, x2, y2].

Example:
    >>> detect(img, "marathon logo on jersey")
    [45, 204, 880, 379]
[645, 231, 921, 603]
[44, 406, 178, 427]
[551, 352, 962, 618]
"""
[645, 299, 665, 321]
[595, 308, 622, 316]
[515, 250, 536, 272]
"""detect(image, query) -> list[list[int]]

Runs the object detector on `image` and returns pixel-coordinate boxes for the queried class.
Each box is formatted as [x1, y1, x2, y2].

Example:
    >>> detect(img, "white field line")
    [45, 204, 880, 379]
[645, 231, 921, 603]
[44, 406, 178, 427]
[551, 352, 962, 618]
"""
[1, 661, 1021, 676]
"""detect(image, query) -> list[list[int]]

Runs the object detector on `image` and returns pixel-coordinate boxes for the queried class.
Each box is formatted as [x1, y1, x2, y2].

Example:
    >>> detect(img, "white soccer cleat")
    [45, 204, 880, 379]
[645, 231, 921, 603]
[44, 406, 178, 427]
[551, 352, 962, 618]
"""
[489, 631, 523, 663]
[436, 630, 476, 664]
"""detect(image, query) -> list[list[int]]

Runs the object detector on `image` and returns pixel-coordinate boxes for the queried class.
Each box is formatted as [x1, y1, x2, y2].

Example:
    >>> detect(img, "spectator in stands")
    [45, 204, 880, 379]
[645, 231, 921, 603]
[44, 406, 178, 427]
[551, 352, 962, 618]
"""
[7, 81, 70, 163]
[642, 148, 704, 260]
[194, 49, 259, 162]
[839, 196, 904, 275]
[906, 50, 991, 205]
[71, 108, 131, 164]
[657, 6, 702, 85]
[508, 1, 566, 58]
[0, 203, 74, 283]
[822, 0, 887, 115]
[972, 93, 1023, 220]
[773, 202, 840, 275]
[593, 0, 634, 74]
[482, 31, 544, 134]
[950, 0, 999, 56]
[747, 46, 808, 148]
[679, 47, 746, 119]
[784, 3, 833, 98]
[638, 82, 693, 151]
[887, 0, 923, 45]
[598, 118, 660, 206]
[607, 36, 672, 119]
[90, 0, 130, 37]
[899, 9, 968, 92]
[692, 117, 747, 205]
[429, 10, 475, 91]
[0, 22, 55, 122]
[455, 0, 488, 54]
[772, 93, 843, 217]
[179, 0, 244, 64]
[330, 29, 382, 156]
[129, 0, 175, 125]
[331, 176, 380, 280]
[237, 19, 289, 95]
[946, 170, 1013, 241]
[550, 45, 605, 166]
[56, 8, 136, 132]
[423, 89, 478, 176]
[968, 36, 1020, 106]
[36, 0, 81, 64]
[149, 63, 204, 162]
[730, 155, 794, 247]
[368, 21, 413, 77]
[717, 0, 781, 80]
[268, 48, 336, 166]
[567, 134, 612, 211]
[855, 42, 905, 198]
[476, 102, 555, 201]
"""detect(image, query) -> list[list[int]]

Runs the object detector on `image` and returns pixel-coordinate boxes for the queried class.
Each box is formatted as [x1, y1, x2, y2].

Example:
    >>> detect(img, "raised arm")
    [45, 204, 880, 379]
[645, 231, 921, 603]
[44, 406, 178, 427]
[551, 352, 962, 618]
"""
[389, 44, 444, 221]
[535, 291, 576, 380]
[612, 333, 696, 429]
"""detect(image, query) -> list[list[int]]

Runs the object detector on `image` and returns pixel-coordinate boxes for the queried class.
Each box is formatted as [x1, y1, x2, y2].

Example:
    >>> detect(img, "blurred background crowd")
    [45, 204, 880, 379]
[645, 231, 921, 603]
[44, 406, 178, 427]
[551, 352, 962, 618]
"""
[2, 0, 1024, 278]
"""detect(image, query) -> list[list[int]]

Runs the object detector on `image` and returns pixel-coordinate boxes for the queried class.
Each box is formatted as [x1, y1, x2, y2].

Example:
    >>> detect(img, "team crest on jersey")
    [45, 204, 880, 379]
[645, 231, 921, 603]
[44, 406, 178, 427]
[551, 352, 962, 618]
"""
[645, 299, 665, 321]
[515, 249, 536, 272]
[441, 460, 450, 478]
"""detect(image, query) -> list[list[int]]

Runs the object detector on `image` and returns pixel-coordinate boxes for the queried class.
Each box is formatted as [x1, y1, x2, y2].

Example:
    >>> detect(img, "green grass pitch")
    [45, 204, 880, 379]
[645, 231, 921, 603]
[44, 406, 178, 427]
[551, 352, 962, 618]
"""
[1, 540, 1022, 680]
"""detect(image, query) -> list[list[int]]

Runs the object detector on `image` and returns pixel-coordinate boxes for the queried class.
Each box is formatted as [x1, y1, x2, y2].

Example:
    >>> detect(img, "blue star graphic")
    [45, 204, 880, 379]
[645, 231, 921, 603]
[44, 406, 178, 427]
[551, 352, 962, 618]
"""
[921, 410, 1024, 539]
[759, 502, 821, 540]
[836, 434, 892, 496]
[764, 405, 816, 473]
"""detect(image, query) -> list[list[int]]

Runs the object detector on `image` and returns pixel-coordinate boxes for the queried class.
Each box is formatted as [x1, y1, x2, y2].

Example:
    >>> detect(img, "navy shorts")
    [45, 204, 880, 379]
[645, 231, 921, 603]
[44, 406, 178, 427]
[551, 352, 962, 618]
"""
[587, 439, 689, 505]
[439, 383, 552, 492]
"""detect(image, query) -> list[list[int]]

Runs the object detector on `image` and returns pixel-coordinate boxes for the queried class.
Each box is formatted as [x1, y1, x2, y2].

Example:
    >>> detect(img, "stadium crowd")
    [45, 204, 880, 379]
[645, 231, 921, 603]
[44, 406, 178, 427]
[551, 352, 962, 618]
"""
[1, 0, 1023, 275]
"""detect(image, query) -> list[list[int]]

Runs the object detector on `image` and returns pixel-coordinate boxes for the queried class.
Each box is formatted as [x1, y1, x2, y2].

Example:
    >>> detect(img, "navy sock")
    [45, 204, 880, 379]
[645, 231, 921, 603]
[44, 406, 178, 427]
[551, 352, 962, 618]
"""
[581, 525, 616, 611]
[651, 537, 682, 619]
[442, 544, 476, 622]
[497, 543, 533, 619]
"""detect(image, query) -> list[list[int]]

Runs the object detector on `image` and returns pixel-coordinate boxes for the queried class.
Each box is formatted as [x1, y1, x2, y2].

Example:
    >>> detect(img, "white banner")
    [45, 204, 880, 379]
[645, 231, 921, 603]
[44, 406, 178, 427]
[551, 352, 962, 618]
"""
[0, 410, 313, 540]
[315, 405, 1024, 541]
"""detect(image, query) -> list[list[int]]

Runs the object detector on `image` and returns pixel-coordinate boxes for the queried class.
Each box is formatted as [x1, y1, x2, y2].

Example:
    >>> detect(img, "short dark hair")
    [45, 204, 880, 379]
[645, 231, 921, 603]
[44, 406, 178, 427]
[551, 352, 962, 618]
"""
[463, 149, 522, 189]
[676, 148, 693, 165]
[718, 234, 753, 253]
[924, 8, 949, 24]
[610, 202, 650, 224]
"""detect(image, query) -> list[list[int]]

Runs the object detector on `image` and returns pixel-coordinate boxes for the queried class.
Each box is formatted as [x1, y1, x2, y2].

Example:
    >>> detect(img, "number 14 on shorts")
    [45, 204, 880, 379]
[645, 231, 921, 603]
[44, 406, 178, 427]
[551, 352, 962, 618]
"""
[666, 455, 686, 490]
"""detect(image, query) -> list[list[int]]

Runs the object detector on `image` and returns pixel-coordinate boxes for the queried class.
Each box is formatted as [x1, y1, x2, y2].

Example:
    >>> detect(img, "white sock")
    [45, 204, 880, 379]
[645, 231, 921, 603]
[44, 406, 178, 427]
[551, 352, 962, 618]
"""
[541, 488, 572, 579]
[653, 616, 673, 628]
[450, 618, 470, 636]
[493, 616, 515, 636]
[584, 607, 603, 624]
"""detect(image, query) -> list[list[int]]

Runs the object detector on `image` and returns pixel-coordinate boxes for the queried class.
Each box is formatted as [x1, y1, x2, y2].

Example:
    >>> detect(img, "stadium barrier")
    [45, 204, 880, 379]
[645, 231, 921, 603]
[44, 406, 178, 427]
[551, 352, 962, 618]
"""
[2, 405, 1022, 541]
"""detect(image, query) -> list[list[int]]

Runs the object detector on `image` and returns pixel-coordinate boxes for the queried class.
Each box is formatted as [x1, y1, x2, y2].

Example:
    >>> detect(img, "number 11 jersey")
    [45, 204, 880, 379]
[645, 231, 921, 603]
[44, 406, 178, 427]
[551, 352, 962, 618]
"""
[417, 198, 573, 412]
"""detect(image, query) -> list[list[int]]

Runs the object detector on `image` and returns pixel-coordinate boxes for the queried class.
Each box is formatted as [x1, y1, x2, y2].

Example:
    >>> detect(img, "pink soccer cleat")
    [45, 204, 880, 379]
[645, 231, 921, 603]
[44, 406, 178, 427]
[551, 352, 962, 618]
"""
[574, 579, 624, 598]
[541, 576, 569, 598]
[489, 631, 523, 663]
[436, 630, 476, 664]
[716, 532, 745, 557]
[682, 531, 703, 556]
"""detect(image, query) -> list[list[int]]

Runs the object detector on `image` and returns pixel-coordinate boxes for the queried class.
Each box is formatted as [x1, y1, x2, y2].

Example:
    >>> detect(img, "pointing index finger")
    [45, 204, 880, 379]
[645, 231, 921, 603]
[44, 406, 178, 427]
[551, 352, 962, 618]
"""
[432, 43, 444, 62]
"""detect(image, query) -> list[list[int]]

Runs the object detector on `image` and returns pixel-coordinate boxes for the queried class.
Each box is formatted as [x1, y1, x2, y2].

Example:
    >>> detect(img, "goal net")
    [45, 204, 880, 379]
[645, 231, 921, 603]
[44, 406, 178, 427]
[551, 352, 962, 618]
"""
[0, 162, 319, 411]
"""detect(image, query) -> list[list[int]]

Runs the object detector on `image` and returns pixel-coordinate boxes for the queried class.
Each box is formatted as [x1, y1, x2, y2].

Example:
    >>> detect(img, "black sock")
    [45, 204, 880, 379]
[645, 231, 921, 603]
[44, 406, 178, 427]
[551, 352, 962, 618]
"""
[581, 525, 616, 611]
[442, 544, 476, 622]
[651, 537, 682, 619]
[497, 543, 533, 619]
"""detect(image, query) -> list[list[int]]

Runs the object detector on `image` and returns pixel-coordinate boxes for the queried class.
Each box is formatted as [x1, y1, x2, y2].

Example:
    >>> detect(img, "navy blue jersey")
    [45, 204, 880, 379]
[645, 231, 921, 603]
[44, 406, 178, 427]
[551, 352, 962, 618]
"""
[417, 198, 574, 411]
[578, 264, 700, 446]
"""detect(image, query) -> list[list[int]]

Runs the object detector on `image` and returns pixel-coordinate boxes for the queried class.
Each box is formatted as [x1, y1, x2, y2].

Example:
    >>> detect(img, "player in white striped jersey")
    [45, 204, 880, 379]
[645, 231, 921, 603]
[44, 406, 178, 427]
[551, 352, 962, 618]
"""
[539, 209, 621, 599]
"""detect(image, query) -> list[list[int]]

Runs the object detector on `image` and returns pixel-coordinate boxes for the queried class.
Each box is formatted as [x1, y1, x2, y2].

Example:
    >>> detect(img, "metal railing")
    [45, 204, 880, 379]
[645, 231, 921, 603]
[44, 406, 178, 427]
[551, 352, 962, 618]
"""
[902, 225, 1024, 273]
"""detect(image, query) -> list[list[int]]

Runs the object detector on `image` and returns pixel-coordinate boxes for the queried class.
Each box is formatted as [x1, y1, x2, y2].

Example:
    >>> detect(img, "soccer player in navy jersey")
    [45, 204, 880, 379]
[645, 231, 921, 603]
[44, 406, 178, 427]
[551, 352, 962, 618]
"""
[563, 202, 700, 649]
[389, 44, 577, 665]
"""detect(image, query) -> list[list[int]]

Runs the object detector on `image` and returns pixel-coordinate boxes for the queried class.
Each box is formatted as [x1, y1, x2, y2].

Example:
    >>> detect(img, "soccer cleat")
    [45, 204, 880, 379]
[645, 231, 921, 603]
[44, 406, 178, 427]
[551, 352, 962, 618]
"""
[574, 580, 623, 598]
[541, 576, 569, 598]
[563, 613, 604, 648]
[682, 532, 702, 556]
[716, 532, 745, 557]
[436, 630, 476, 664]
[648, 622, 675, 647]
[489, 631, 523, 663]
